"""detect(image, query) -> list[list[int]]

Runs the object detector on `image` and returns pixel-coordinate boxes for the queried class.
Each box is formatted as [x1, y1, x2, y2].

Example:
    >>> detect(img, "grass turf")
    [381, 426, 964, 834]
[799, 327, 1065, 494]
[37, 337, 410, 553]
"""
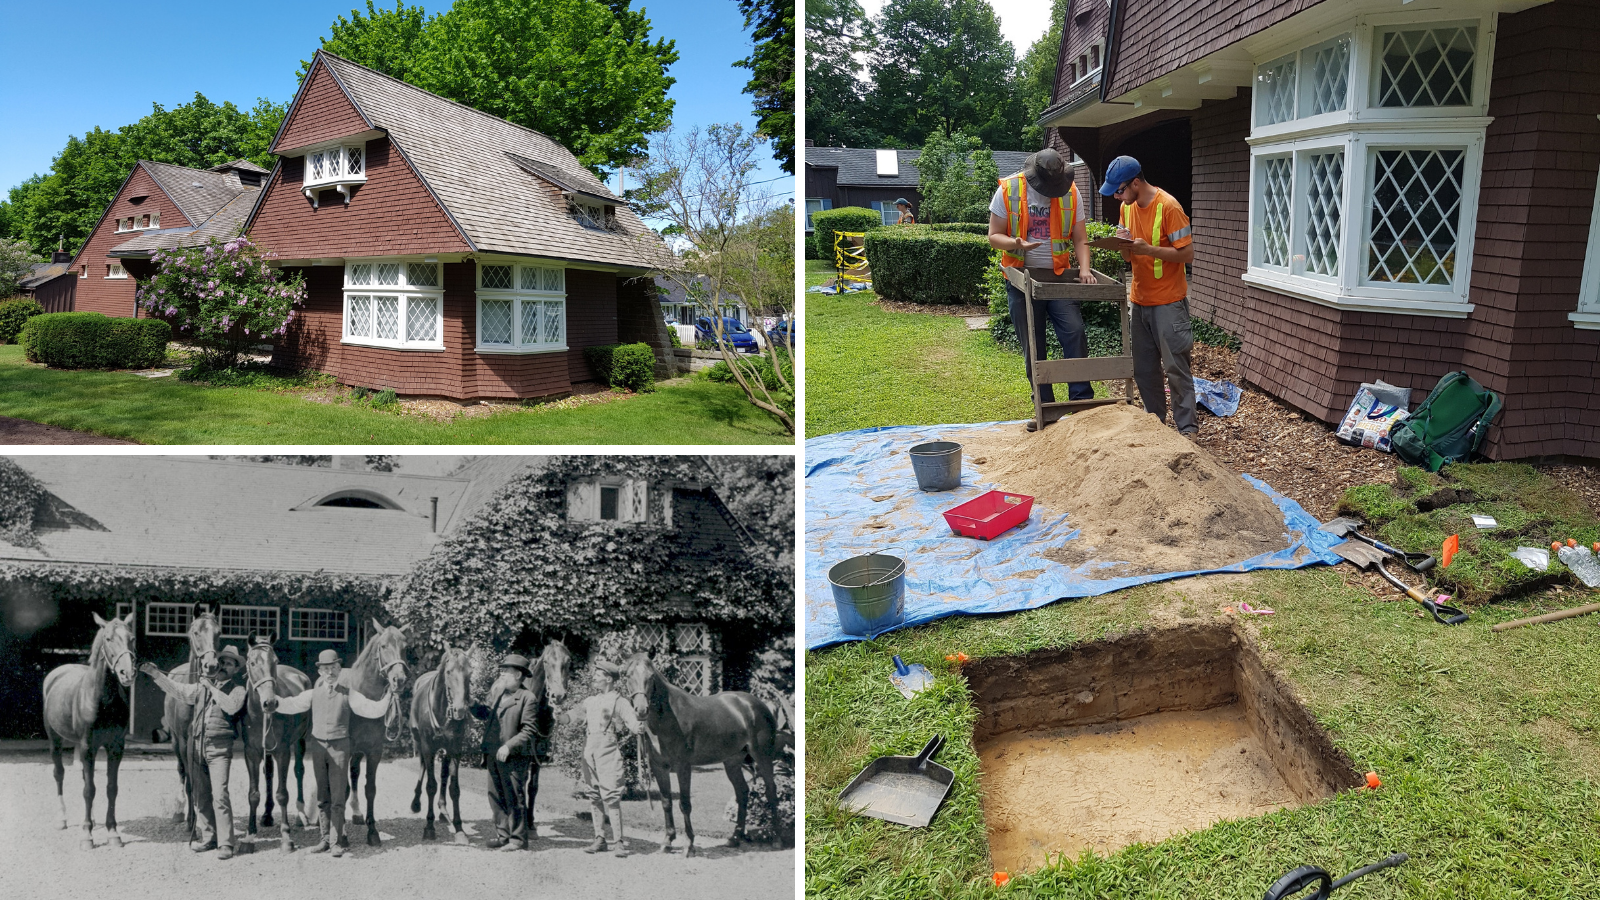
[804, 259, 1038, 437]
[805, 570, 1600, 898]
[0, 344, 789, 444]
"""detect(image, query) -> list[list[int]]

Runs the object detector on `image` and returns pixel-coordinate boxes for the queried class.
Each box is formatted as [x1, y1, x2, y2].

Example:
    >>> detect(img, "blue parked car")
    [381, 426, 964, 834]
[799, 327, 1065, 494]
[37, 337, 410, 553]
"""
[768, 319, 798, 348]
[695, 316, 759, 353]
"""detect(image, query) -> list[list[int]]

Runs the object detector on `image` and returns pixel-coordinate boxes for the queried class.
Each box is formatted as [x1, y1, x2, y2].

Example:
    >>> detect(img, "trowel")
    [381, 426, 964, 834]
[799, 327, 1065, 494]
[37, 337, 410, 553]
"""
[889, 655, 934, 699]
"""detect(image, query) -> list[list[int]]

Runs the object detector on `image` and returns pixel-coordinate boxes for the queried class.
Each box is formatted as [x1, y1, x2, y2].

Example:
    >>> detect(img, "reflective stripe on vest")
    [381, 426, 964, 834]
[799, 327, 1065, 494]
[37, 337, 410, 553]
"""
[1122, 200, 1166, 279]
[999, 174, 1078, 275]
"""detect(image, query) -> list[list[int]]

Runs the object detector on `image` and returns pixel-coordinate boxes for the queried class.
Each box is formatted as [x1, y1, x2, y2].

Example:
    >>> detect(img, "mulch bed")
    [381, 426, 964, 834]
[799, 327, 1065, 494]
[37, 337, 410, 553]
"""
[873, 299, 991, 317]
[0, 416, 135, 445]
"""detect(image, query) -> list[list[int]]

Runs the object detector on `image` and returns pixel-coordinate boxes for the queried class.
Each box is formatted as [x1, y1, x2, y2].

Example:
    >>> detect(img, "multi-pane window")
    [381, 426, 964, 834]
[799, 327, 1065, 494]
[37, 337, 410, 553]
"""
[1245, 15, 1487, 311]
[146, 602, 192, 637]
[804, 198, 832, 230]
[475, 262, 567, 352]
[343, 259, 445, 350]
[1373, 25, 1476, 108]
[304, 143, 368, 189]
[289, 608, 347, 642]
[220, 605, 280, 640]
[106, 264, 127, 279]
[567, 478, 649, 523]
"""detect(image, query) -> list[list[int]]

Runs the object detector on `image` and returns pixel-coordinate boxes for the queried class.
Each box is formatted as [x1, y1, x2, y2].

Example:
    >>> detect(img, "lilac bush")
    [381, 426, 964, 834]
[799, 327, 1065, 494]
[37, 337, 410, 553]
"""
[135, 236, 306, 368]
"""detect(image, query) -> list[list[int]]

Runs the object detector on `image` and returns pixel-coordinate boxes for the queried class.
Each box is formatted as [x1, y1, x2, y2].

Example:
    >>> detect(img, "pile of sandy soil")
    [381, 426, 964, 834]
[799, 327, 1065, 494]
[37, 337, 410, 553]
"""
[967, 404, 1290, 573]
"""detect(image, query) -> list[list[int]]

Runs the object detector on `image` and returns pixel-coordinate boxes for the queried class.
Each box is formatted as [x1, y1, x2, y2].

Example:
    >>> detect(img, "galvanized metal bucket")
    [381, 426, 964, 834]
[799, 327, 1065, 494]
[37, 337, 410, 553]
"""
[909, 441, 962, 492]
[828, 552, 907, 636]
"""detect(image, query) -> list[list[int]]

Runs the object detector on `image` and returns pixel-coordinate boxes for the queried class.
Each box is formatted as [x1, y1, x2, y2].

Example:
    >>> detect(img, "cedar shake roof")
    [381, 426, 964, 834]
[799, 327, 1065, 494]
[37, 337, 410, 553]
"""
[805, 146, 1032, 188]
[269, 51, 659, 270]
[211, 158, 271, 175]
[19, 261, 73, 288]
[109, 185, 265, 255]
[140, 160, 256, 225]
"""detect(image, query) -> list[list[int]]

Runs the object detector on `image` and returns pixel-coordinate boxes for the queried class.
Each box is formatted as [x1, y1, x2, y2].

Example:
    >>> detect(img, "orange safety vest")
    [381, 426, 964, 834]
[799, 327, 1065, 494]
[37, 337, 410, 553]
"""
[998, 174, 1079, 275]
[1121, 198, 1169, 280]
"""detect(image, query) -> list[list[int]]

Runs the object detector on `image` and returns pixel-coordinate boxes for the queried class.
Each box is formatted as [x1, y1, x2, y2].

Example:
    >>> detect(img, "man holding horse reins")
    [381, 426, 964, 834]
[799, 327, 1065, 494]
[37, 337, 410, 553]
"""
[471, 653, 541, 851]
[273, 648, 393, 857]
[140, 645, 249, 859]
[559, 659, 643, 857]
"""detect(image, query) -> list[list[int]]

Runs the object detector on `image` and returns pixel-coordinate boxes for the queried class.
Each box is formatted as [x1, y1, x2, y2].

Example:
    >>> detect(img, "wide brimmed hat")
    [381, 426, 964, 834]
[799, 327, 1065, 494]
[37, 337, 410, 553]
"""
[316, 649, 342, 666]
[218, 645, 245, 667]
[1023, 148, 1073, 198]
[499, 654, 532, 677]
[594, 660, 623, 678]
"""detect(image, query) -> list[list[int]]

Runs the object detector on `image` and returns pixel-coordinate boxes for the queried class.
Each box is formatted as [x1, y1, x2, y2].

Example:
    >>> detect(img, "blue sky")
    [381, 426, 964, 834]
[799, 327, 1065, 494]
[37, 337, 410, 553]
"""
[0, 0, 791, 201]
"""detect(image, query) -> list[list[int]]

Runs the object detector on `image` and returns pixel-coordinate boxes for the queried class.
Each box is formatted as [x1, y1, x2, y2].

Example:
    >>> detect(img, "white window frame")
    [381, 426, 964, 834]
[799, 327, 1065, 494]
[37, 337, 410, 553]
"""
[567, 477, 649, 523]
[1070, 42, 1103, 88]
[219, 605, 280, 640]
[341, 257, 446, 351]
[301, 140, 368, 206]
[145, 602, 192, 637]
[1576, 143, 1600, 330]
[79, 266, 88, 279]
[1243, 10, 1496, 317]
[106, 263, 127, 280]
[870, 201, 900, 226]
[288, 608, 347, 643]
[804, 198, 832, 230]
[474, 260, 568, 354]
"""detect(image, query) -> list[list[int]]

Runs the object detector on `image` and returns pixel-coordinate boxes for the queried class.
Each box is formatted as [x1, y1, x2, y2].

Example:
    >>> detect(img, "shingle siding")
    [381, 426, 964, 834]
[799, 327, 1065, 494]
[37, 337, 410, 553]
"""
[1106, 0, 1330, 98]
[275, 60, 371, 152]
[72, 167, 193, 318]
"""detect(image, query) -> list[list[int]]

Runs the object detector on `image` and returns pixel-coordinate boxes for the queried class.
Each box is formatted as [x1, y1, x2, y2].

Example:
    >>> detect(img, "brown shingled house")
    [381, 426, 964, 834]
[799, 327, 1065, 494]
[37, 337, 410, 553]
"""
[243, 51, 674, 401]
[1039, 0, 1600, 460]
[66, 159, 267, 317]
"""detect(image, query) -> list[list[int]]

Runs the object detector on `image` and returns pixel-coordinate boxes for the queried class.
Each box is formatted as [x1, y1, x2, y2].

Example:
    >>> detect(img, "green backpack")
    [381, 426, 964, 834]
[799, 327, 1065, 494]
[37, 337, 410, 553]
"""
[1390, 371, 1502, 472]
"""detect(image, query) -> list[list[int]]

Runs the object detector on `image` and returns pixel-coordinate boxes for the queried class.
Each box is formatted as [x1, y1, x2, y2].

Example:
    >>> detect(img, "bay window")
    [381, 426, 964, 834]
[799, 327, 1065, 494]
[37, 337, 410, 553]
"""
[1245, 14, 1492, 315]
[475, 261, 567, 353]
[302, 141, 367, 206]
[342, 259, 444, 350]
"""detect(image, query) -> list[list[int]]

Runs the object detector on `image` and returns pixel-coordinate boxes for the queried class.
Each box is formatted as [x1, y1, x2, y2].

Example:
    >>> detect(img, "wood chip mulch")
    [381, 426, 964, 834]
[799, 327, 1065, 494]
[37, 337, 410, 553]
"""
[873, 298, 991, 317]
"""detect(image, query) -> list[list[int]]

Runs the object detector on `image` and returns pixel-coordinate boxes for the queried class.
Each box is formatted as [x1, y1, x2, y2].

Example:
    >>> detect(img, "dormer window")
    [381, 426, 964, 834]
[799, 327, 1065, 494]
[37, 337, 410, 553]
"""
[115, 212, 159, 233]
[570, 197, 615, 230]
[303, 142, 367, 206]
[567, 478, 648, 523]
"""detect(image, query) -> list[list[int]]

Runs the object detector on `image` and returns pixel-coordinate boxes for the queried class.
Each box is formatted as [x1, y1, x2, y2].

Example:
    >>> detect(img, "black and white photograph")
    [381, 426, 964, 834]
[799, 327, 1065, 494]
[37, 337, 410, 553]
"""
[0, 454, 795, 899]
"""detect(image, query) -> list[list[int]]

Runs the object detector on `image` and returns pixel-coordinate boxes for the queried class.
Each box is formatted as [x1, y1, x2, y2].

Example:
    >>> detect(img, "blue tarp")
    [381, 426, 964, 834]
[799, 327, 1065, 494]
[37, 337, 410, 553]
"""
[805, 421, 1345, 649]
[1194, 377, 1242, 417]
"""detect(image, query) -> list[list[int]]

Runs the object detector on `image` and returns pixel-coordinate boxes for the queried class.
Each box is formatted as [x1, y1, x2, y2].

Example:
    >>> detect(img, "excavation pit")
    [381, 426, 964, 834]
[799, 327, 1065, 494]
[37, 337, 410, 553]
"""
[967, 625, 1362, 871]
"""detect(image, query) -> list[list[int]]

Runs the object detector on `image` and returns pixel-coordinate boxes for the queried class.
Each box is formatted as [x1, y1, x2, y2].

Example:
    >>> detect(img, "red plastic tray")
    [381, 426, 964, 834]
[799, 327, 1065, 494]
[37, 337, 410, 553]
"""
[943, 490, 1034, 540]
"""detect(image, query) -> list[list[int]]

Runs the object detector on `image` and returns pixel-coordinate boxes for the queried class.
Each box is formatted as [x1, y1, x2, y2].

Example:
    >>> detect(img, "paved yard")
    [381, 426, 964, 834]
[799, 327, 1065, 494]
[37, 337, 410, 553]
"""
[0, 749, 791, 900]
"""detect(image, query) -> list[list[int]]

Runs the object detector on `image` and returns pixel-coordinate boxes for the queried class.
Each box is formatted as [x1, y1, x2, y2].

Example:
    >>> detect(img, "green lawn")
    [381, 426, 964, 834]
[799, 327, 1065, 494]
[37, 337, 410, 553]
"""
[806, 570, 1600, 899]
[0, 345, 789, 444]
[804, 259, 1037, 437]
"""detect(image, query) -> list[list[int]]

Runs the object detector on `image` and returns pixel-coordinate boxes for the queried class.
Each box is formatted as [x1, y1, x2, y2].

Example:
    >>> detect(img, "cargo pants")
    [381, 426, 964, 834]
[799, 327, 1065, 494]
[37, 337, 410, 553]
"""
[1130, 298, 1197, 434]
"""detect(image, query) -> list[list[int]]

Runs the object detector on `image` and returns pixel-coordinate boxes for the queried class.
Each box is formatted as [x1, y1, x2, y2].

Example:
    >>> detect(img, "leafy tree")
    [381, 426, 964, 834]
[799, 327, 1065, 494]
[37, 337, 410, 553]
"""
[0, 238, 44, 298]
[912, 131, 1000, 223]
[136, 236, 306, 369]
[804, 0, 876, 147]
[297, 0, 428, 83]
[633, 123, 794, 434]
[866, 0, 1027, 150]
[1, 95, 285, 257]
[734, 0, 795, 173]
[1018, 0, 1071, 149]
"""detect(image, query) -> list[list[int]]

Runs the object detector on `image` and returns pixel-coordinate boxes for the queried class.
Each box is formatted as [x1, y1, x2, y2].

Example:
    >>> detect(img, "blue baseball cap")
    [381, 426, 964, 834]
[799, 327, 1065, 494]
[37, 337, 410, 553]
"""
[1100, 156, 1143, 196]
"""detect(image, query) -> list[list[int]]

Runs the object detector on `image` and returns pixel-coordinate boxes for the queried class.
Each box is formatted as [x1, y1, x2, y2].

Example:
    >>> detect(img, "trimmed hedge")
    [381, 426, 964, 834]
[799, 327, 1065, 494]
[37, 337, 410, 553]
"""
[929, 222, 990, 236]
[0, 297, 45, 344]
[21, 312, 170, 369]
[810, 206, 881, 260]
[583, 342, 656, 392]
[863, 226, 991, 305]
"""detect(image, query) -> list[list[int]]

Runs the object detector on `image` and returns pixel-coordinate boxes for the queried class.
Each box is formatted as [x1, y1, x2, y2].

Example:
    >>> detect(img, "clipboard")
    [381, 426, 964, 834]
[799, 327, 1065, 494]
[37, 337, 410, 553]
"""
[1086, 235, 1139, 251]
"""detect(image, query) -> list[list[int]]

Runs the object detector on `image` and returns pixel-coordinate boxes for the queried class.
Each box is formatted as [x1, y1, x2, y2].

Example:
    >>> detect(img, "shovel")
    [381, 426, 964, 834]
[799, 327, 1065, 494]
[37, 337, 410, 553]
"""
[1321, 517, 1436, 571]
[889, 655, 934, 699]
[837, 735, 954, 828]
[1330, 540, 1468, 625]
[1264, 852, 1408, 900]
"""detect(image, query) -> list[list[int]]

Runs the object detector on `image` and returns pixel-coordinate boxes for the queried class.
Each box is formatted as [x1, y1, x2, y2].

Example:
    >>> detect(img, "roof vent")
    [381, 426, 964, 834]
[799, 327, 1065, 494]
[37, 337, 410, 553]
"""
[191, 181, 202, 187]
[876, 150, 899, 177]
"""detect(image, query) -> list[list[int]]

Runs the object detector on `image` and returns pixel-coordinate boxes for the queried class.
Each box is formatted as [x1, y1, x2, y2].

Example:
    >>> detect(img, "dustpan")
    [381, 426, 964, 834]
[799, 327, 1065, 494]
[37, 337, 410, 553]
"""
[837, 735, 954, 827]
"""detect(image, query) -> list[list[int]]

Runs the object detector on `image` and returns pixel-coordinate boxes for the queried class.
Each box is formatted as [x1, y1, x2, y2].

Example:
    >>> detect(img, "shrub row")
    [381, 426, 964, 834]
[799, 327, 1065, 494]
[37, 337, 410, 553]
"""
[810, 206, 881, 261]
[21, 312, 170, 369]
[863, 226, 992, 305]
[928, 222, 990, 236]
[583, 342, 656, 392]
[0, 297, 44, 344]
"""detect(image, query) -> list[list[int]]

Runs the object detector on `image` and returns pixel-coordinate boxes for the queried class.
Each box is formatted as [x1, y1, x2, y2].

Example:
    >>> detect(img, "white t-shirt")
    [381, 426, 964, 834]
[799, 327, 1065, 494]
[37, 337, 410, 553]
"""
[990, 185, 1056, 269]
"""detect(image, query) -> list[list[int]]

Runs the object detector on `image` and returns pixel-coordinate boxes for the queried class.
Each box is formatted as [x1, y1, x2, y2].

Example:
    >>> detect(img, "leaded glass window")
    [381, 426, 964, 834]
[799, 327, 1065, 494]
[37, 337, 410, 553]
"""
[1255, 54, 1297, 126]
[1302, 35, 1351, 117]
[1256, 156, 1293, 268]
[407, 296, 439, 342]
[480, 299, 513, 344]
[375, 295, 400, 340]
[481, 265, 513, 290]
[1375, 26, 1476, 108]
[407, 262, 438, 287]
[1304, 151, 1345, 277]
[347, 295, 372, 337]
[1367, 148, 1464, 286]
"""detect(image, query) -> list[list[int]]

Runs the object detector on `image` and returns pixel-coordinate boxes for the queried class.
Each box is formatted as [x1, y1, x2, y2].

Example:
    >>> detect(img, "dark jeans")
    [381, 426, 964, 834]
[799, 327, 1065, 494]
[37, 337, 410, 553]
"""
[1005, 281, 1094, 403]
[487, 755, 532, 844]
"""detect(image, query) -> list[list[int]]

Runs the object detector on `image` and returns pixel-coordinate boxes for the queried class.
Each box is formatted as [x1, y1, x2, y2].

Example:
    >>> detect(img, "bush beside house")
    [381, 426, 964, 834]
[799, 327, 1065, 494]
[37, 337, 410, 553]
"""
[810, 206, 881, 260]
[864, 226, 991, 305]
[0, 297, 45, 344]
[583, 342, 657, 392]
[20, 312, 171, 370]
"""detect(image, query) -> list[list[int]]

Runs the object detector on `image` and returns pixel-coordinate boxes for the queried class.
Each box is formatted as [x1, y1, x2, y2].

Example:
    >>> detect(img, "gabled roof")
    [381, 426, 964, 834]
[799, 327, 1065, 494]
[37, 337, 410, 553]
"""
[806, 146, 1034, 187]
[109, 186, 264, 256]
[266, 51, 659, 270]
[19, 261, 73, 288]
[140, 160, 256, 225]
[211, 158, 270, 175]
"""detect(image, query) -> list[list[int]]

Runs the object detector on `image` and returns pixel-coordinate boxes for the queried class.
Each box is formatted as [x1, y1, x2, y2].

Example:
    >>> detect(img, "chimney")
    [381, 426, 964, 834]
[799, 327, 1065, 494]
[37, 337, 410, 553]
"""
[805, 138, 814, 147]
[51, 251, 72, 264]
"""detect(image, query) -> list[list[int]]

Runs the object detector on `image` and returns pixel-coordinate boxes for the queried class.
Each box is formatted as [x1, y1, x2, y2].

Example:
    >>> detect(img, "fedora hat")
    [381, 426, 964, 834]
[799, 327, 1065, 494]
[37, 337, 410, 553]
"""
[499, 654, 533, 677]
[217, 645, 245, 667]
[316, 649, 342, 666]
[1023, 148, 1073, 199]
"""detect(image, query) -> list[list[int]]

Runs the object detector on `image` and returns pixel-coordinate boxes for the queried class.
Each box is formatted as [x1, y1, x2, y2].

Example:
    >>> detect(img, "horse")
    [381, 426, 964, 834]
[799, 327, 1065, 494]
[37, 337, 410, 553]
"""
[623, 652, 782, 857]
[42, 612, 137, 850]
[242, 636, 312, 850]
[344, 619, 411, 846]
[408, 646, 473, 843]
[522, 640, 571, 837]
[159, 604, 221, 842]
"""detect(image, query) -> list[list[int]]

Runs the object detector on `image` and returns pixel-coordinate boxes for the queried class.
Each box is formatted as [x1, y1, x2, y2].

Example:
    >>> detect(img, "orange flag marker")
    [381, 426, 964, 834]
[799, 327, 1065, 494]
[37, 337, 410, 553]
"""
[1441, 534, 1460, 568]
